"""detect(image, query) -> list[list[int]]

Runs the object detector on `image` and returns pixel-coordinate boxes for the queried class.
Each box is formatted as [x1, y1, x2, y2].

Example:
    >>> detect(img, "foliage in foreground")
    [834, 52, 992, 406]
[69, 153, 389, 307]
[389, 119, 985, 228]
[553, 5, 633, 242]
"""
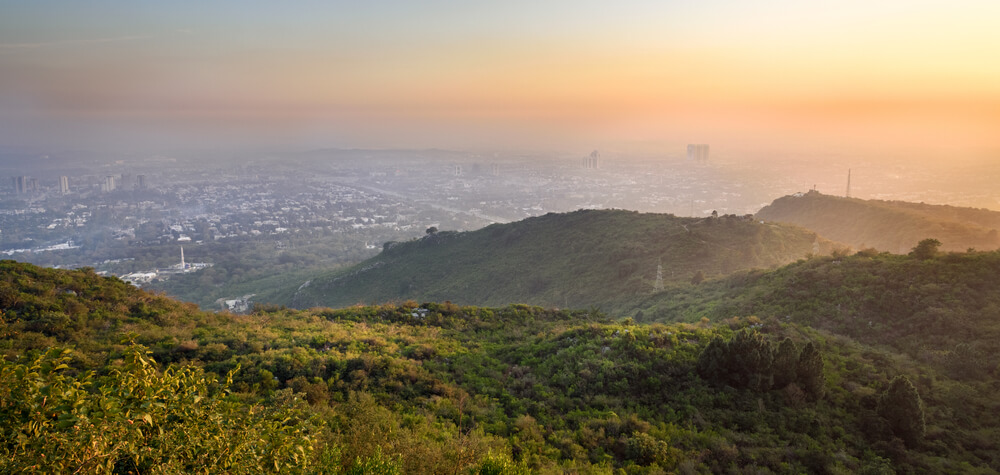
[0, 345, 319, 474]
[1, 260, 999, 473]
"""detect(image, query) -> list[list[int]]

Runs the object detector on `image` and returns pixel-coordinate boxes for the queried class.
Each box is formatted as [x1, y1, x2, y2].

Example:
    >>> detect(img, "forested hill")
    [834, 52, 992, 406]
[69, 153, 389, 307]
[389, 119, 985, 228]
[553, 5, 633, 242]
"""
[2, 260, 1000, 473]
[638, 246, 1000, 367]
[756, 190, 1000, 253]
[289, 209, 838, 311]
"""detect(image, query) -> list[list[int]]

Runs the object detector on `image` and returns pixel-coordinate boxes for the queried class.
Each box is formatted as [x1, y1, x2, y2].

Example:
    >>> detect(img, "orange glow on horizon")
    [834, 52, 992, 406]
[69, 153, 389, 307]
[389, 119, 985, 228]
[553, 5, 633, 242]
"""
[2, 1, 999, 153]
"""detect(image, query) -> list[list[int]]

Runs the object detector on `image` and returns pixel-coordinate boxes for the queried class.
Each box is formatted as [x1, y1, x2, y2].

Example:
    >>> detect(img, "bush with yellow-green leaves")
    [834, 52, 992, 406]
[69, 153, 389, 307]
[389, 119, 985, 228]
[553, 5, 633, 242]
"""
[0, 344, 321, 474]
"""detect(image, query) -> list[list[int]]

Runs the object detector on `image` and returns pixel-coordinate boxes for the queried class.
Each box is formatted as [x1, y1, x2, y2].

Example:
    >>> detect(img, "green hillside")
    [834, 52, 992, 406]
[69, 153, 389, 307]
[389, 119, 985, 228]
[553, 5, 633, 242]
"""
[638, 247, 1000, 373]
[2, 260, 1000, 472]
[756, 191, 1000, 253]
[289, 209, 838, 312]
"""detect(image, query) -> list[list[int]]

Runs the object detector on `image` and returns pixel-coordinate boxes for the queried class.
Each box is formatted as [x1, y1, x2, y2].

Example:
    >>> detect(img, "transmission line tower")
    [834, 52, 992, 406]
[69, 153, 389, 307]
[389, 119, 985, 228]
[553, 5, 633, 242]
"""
[654, 259, 664, 292]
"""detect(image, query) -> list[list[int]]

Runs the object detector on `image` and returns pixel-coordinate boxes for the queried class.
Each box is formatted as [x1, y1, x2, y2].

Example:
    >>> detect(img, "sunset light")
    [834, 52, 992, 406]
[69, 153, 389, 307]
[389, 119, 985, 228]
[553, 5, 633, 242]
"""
[2, 1, 998, 154]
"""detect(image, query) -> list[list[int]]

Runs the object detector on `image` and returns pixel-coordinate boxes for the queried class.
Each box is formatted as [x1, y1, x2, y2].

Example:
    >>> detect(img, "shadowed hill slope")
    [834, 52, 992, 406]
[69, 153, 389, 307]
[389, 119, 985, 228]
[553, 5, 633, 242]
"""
[756, 191, 1000, 253]
[288, 209, 838, 311]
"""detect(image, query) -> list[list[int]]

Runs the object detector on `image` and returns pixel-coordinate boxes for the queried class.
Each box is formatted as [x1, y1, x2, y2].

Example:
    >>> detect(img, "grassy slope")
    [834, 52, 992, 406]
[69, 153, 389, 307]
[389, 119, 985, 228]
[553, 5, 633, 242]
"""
[290, 209, 838, 312]
[2, 261, 999, 472]
[756, 191, 1000, 253]
[641, 250, 1000, 358]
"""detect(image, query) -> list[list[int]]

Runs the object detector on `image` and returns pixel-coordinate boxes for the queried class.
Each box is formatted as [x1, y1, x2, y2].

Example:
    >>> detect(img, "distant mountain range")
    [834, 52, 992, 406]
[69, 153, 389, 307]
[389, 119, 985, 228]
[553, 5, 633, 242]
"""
[288, 209, 839, 311]
[756, 190, 1000, 253]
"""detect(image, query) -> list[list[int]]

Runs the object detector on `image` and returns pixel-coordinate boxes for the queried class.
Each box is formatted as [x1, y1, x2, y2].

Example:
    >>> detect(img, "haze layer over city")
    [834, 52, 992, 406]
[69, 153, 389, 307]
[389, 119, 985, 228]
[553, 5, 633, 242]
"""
[2, 1, 999, 307]
[2, 2, 998, 156]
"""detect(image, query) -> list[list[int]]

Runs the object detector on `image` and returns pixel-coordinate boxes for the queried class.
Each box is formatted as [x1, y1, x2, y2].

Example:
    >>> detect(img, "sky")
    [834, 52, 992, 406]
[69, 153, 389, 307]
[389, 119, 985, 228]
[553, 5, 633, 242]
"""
[1, 1, 999, 158]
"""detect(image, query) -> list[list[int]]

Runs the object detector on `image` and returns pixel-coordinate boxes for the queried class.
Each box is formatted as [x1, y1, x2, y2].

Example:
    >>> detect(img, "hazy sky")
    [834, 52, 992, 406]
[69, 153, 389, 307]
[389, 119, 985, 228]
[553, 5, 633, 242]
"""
[1, 1, 998, 156]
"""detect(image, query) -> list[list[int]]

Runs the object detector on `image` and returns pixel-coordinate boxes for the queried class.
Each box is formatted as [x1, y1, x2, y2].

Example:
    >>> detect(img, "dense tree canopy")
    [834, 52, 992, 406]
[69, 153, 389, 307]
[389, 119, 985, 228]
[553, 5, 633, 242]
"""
[0, 261, 998, 473]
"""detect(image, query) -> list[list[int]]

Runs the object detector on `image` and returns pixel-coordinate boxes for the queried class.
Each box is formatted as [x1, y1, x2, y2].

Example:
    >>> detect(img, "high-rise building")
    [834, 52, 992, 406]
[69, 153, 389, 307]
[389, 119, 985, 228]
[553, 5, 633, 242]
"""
[12, 176, 27, 194]
[686, 144, 710, 161]
[59, 176, 70, 194]
[583, 150, 600, 169]
[104, 175, 116, 192]
[136, 175, 147, 190]
[11, 176, 38, 193]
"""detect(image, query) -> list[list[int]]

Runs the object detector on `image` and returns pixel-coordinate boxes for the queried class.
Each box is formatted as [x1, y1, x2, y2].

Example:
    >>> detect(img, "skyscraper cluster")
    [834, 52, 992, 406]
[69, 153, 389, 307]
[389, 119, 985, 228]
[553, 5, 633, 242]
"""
[12, 176, 38, 194]
[583, 150, 600, 169]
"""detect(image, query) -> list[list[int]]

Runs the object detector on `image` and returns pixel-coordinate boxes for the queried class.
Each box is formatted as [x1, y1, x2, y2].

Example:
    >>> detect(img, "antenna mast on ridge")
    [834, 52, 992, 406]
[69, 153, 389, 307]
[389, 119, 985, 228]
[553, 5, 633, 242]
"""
[846, 169, 851, 198]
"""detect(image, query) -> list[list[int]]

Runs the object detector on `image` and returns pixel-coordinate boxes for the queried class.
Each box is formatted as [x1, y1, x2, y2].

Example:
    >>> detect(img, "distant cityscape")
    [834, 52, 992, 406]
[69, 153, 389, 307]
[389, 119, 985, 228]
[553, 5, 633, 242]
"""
[2, 146, 999, 308]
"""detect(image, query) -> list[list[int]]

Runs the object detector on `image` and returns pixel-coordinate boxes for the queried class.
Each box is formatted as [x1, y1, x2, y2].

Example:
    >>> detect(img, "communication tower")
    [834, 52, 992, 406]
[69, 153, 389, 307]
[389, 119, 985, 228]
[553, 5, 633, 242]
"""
[846, 169, 851, 198]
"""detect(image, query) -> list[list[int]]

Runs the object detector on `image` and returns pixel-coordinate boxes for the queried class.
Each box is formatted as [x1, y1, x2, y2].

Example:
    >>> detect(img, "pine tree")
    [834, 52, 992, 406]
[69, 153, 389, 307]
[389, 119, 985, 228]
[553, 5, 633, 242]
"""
[772, 338, 799, 389]
[796, 342, 825, 399]
[697, 330, 777, 392]
[696, 337, 728, 382]
[910, 238, 941, 260]
[728, 329, 774, 392]
[878, 376, 925, 446]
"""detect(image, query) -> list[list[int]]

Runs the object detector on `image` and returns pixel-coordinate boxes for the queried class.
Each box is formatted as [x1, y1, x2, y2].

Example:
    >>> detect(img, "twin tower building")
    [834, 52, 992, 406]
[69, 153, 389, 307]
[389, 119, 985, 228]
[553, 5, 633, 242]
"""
[583, 145, 709, 170]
